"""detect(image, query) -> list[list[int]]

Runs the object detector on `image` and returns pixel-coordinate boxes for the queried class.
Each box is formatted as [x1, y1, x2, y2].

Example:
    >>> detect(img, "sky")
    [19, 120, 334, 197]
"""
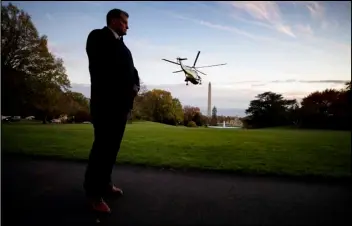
[5, 1, 351, 116]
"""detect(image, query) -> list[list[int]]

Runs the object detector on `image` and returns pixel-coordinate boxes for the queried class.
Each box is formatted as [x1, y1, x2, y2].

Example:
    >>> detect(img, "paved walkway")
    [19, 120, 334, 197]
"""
[2, 156, 351, 226]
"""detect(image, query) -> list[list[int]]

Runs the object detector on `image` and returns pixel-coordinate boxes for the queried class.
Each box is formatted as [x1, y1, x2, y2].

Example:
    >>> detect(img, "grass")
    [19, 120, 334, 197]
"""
[2, 121, 351, 179]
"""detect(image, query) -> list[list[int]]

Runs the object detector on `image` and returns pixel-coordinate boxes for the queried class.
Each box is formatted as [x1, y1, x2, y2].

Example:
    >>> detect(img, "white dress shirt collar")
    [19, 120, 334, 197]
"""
[107, 26, 120, 40]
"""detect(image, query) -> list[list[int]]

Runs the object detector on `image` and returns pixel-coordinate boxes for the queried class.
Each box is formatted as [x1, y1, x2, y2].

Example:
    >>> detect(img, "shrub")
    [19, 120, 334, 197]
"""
[187, 121, 197, 127]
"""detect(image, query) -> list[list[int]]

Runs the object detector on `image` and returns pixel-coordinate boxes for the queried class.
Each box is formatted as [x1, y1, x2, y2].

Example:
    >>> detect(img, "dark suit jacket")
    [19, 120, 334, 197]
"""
[86, 26, 140, 117]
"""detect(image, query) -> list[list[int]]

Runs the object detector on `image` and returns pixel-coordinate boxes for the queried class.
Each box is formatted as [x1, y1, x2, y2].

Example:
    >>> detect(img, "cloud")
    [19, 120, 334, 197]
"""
[291, 2, 340, 34]
[271, 79, 349, 84]
[164, 5, 346, 53]
[221, 1, 349, 55]
[283, 1, 325, 20]
[226, 1, 296, 37]
[230, 13, 275, 30]
[223, 1, 349, 49]
[231, 79, 350, 85]
[303, 1, 325, 20]
[294, 24, 314, 36]
[169, 13, 264, 41]
[168, 12, 300, 48]
[251, 83, 266, 87]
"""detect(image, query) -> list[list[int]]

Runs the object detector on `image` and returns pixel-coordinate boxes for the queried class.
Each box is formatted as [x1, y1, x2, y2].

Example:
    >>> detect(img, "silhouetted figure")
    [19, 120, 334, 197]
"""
[84, 8, 140, 213]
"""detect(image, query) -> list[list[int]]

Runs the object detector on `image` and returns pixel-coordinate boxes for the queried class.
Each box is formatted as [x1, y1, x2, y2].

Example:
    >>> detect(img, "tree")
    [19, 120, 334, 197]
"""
[344, 81, 351, 91]
[300, 88, 350, 130]
[1, 3, 41, 73]
[182, 105, 206, 126]
[63, 91, 90, 118]
[1, 3, 71, 123]
[131, 80, 149, 121]
[286, 101, 300, 126]
[137, 89, 180, 125]
[212, 106, 217, 117]
[243, 83, 351, 130]
[183, 105, 199, 125]
[210, 106, 218, 126]
[170, 98, 184, 125]
[245, 92, 297, 128]
[29, 37, 70, 123]
[1, 3, 42, 116]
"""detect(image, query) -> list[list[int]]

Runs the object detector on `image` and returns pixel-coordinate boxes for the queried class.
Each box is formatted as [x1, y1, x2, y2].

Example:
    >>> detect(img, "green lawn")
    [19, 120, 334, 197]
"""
[2, 121, 351, 178]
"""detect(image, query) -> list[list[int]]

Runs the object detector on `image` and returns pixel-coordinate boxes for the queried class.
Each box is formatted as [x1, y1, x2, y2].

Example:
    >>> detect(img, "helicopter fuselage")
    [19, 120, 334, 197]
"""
[179, 61, 200, 85]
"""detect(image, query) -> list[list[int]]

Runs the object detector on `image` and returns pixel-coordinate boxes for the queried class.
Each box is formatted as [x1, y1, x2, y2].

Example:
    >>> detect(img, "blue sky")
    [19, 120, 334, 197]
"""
[5, 1, 351, 116]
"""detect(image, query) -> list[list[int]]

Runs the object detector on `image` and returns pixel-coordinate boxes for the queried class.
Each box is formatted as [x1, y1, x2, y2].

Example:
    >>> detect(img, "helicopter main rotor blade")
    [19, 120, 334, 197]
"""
[195, 69, 206, 75]
[195, 63, 226, 69]
[173, 70, 183, 73]
[162, 59, 180, 65]
[193, 51, 200, 67]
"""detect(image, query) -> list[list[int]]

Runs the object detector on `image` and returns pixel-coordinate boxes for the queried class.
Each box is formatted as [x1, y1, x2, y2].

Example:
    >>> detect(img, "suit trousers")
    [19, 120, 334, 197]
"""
[84, 108, 129, 198]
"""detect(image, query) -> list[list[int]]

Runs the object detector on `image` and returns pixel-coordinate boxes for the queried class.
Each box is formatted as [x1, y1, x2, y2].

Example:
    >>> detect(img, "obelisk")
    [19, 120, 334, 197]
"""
[207, 82, 211, 118]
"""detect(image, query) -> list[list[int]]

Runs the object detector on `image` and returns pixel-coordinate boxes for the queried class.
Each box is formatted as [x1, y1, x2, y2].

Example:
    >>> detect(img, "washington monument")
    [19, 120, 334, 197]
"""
[207, 82, 212, 118]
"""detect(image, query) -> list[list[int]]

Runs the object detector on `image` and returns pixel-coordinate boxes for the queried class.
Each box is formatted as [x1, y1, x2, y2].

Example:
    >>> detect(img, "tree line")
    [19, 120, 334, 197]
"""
[242, 83, 351, 130]
[130, 87, 241, 127]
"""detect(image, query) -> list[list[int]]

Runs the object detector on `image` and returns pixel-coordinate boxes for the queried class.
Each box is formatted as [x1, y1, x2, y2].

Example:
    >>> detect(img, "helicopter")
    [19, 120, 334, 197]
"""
[162, 51, 226, 85]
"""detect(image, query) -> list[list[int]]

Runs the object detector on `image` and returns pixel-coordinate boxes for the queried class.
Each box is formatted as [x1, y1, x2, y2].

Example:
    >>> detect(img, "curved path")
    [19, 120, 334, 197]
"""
[2, 156, 351, 226]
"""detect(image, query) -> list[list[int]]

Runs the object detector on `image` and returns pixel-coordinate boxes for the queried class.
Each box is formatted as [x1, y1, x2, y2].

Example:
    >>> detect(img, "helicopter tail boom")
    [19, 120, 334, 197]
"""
[173, 70, 183, 73]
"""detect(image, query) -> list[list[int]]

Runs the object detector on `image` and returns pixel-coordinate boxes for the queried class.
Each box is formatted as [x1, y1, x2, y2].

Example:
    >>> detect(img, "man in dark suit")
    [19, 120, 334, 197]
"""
[84, 8, 140, 213]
